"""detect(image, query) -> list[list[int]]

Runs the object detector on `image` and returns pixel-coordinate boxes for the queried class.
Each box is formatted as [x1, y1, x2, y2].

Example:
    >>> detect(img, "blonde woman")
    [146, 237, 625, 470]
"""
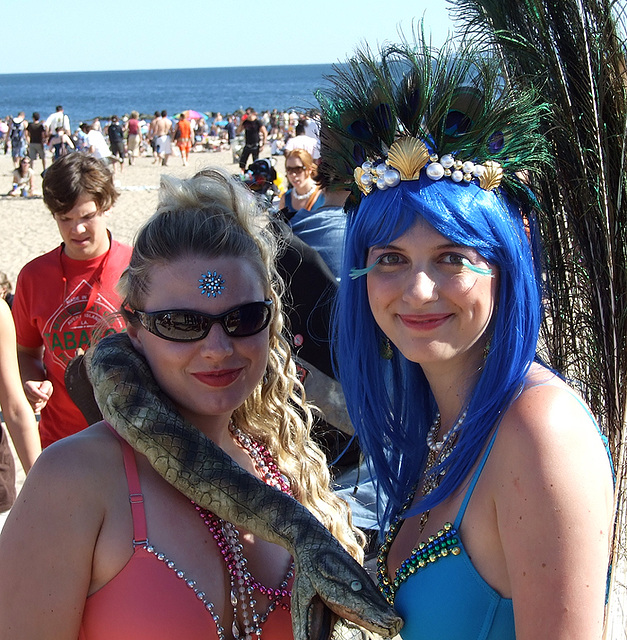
[0, 168, 363, 639]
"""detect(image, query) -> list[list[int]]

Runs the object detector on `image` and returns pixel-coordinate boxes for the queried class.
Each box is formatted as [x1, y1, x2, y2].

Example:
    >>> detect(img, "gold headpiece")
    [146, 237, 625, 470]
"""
[353, 137, 503, 195]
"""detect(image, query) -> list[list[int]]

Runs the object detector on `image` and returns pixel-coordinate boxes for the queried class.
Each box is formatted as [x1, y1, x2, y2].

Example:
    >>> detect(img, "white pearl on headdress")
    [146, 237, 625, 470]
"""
[473, 164, 486, 177]
[462, 161, 475, 174]
[451, 170, 464, 182]
[376, 176, 388, 190]
[362, 161, 373, 171]
[375, 163, 387, 176]
[440, 154, 455, 168]
[426, 162, 445, 180]
[360, 172, 373, 186]
[383, 169, 401, 187]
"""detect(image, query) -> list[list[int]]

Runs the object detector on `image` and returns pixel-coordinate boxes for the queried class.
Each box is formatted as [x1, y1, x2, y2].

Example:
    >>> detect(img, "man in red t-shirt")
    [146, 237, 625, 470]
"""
[12, 154, 132, 447]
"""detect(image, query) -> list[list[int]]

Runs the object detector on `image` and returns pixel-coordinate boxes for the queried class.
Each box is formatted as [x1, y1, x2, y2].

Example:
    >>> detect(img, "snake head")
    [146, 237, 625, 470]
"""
[291, 548, 403, 640]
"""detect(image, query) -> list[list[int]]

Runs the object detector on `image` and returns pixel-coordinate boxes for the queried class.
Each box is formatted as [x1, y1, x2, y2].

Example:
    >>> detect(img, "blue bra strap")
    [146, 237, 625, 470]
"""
[454, 427, 500, 529]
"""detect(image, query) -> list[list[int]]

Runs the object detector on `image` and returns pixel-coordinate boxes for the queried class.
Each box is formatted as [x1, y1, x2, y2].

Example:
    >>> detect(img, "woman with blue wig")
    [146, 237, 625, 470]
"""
[316, 38, 615, 639]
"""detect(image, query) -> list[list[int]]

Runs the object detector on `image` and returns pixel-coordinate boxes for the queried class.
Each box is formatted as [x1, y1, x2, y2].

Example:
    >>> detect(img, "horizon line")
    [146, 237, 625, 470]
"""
[1, 62, 340, 77]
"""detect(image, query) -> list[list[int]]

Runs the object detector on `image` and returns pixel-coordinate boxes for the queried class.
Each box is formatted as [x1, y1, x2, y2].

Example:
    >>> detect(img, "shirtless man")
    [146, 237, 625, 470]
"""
[152, 110, 172, 166]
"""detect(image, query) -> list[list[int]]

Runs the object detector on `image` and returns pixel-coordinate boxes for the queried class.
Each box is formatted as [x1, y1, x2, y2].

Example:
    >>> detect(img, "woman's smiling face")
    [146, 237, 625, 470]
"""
[126, 255, 270, 433]
[366, 218, 498, 374]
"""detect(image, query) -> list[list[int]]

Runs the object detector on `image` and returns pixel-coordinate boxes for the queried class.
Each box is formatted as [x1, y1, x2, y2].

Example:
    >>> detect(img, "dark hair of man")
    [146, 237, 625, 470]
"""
[295, 122, 305, 136]
[161, 110, 167, 117]
[42, 153, 119, 216]
[32, 112, 40, 121]
[56, 105, 63, 112]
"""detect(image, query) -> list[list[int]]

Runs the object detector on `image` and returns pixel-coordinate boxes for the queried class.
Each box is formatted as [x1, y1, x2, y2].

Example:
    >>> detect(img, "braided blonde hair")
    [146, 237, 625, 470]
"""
[118, 167, 364, 562]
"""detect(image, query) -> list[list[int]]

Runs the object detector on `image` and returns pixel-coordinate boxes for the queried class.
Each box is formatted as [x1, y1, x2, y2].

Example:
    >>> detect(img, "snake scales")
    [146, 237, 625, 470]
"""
[86, 332, 402, 640]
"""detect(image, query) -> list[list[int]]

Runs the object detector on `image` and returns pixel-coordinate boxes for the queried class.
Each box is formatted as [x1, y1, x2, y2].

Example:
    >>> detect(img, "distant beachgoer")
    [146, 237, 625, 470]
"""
[48, 127, 75, 161]
[283, 122, 319, 160]
[7, 113, 27, 168]
[173, 113, 192, 166]
[8, 158, 35, 197]
[126, 110, 142, 165]
[153, 110, 172, 166]
[237, 108, 267, 172]
[81, 123, 117, 174]
[0, 272, 14, 309]
[148, 111, 160, 162]
[107, 115, 125, 170]
[225, 115, 237, 148]
[44, 105, 70, 137]
[26, 112, 47, 172]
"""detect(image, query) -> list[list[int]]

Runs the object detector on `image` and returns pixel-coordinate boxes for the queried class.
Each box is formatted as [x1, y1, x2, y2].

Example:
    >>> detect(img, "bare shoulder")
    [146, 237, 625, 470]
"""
[19, 422, 123, 509]
[496, 365, 608, 464]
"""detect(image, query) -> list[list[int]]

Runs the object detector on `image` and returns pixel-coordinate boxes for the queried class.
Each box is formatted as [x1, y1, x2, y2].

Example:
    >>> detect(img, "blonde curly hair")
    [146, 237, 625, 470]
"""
[118, 167, 364, 562]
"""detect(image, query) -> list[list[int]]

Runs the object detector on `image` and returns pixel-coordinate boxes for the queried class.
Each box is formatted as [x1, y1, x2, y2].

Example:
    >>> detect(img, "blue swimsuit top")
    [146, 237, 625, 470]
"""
[387, 389, 612, 640]
[392, 428, 514, 640]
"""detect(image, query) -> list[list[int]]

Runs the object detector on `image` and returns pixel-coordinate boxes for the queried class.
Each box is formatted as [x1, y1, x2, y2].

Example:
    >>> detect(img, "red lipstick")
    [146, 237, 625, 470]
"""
[192, 369, 242, 388]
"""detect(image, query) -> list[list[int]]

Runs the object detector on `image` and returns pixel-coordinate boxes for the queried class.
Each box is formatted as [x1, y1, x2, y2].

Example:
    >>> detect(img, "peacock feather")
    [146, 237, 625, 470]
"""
[315, 34, 552, 210]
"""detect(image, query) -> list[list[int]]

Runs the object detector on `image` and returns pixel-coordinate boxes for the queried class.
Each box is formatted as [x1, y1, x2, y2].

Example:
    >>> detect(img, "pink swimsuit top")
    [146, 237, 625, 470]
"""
[79, 432, 294, 640]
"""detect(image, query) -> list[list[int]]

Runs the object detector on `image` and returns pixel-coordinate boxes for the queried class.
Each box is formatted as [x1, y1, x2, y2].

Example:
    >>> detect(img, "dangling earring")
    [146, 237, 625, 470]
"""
[380, 336, 393, 360]
[483, 335, 492, 360]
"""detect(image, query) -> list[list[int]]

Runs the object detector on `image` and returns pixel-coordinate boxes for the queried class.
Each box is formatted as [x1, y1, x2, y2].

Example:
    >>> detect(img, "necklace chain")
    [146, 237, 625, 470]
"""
[192, 422, 293, 639]
[377, 410, 466, 603]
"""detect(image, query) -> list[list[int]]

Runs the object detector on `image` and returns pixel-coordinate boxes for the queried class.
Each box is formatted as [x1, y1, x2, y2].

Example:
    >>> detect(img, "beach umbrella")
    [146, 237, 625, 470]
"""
[184, 109, 206, 120]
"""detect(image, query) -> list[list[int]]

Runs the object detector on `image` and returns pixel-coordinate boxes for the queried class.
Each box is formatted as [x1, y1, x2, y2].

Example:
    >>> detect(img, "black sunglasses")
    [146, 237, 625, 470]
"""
[132, 300, 273, 342]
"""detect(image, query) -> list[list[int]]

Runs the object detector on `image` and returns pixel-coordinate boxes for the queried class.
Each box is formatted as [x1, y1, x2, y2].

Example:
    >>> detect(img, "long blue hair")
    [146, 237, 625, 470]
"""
[334, 173, 544, 530]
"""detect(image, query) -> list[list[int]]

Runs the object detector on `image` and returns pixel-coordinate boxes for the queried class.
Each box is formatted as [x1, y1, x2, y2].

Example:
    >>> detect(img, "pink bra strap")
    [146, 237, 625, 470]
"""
[105, 422, 148, 548]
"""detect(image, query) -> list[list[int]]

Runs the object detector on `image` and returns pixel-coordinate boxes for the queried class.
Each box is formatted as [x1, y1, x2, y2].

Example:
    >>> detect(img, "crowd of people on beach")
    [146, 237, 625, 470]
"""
[1, 105, 320, 196]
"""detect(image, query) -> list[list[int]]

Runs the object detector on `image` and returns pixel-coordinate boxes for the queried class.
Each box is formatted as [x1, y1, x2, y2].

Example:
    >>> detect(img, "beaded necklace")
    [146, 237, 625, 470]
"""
[193, 422, 294, 639]
[376, 413, 464, 605]
[291, 185, 317, 200]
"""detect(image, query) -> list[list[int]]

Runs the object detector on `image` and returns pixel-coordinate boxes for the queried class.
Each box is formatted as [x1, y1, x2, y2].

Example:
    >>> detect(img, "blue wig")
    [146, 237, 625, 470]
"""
[334, 173, 544, 530]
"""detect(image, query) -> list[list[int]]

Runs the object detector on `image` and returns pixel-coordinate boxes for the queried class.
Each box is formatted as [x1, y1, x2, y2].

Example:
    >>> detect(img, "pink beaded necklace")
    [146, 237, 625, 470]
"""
[191, 422, 294, 639]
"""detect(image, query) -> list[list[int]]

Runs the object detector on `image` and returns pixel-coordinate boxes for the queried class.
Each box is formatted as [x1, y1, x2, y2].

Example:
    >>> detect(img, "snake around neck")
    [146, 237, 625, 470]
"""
[86, 332, 402, 640]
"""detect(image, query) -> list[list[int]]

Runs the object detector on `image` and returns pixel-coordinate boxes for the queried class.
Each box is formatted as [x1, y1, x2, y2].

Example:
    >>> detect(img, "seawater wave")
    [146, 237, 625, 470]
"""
[0, 64, 337, 127]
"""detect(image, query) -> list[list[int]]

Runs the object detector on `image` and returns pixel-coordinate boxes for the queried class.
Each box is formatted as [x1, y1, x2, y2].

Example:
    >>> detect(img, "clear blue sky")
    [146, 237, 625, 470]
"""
[2, 1, 456, 74]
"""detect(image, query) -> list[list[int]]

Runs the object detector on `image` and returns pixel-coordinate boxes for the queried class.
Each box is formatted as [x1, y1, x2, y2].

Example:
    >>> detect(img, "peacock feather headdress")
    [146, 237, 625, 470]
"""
[315, 36, 552, 210]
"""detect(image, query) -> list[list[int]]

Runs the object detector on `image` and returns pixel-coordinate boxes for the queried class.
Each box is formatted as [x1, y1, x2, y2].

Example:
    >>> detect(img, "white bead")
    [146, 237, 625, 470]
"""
[440, 154, 454, 168]
[426, 162, 445, 180]
[360, 172, 373, 186]
[451, 170, 464, 182]
[375, 163, 387, 176]
[383, 169, 401, 187]
[376, 176, 388, 190]
[462, 161, 475, 173]
[473, 164, 485, 177]
[362, 161, 372, 171]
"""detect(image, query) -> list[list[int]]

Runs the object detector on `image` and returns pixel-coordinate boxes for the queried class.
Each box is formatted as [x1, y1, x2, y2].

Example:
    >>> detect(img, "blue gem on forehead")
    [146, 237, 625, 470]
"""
[198, 271, 226, 297]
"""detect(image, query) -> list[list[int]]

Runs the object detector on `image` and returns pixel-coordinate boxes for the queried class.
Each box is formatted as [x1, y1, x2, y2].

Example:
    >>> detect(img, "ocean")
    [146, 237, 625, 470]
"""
[0, 64, 337, 126]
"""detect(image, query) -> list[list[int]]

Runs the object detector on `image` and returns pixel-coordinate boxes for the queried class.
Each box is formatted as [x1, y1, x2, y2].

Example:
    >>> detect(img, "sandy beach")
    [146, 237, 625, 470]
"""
[0, 147, 285, 287]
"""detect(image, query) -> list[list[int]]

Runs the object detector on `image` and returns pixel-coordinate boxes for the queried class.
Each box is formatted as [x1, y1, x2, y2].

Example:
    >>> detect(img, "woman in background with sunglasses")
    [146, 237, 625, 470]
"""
[278, 149, 325, 217]
[0, 168, 363, 639]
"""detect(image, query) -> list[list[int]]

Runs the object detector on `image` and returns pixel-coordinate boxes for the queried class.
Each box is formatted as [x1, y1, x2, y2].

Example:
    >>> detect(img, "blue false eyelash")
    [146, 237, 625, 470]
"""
[461, 258, 493, 276]
[349, 257, 381, 279]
